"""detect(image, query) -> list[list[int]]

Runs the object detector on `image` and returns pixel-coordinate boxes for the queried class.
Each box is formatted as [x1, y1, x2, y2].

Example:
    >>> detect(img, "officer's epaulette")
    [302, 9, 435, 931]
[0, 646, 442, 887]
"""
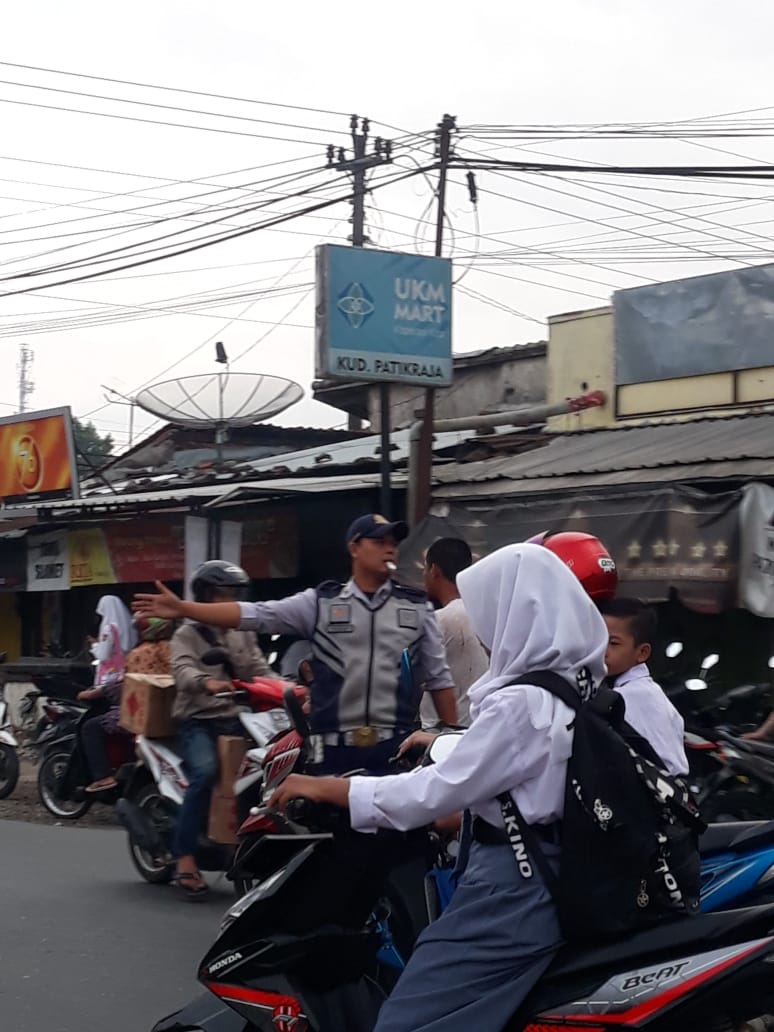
[315, 580, 343, 598]
[391, 582, 428, 603]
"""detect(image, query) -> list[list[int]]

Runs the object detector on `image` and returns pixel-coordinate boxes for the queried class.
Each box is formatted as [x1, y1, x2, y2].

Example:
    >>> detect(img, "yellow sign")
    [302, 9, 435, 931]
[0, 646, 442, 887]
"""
[69, 529, 116, 586]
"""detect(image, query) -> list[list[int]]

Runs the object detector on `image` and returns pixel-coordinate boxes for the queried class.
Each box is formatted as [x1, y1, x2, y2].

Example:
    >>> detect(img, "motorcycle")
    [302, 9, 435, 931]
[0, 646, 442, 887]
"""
[0, 686, 20, 799]
[661, 648, 774, 812]
[19, 690, 87, 760]
[154, 694, 774, 1032]
[695, 731, 774, 822]
[116, 648, 305, 886]
[37, 699, 136, 820]
[154, 800, 774, 1030]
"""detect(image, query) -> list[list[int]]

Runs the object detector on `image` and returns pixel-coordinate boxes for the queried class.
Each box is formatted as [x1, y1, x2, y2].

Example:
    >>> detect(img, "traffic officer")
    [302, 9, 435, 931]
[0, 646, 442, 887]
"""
[134, 514, 457, 775]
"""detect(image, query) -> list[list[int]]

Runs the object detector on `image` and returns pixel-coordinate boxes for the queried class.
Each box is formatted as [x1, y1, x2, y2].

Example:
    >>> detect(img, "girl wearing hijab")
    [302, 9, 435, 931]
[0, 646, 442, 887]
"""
[269, 543, 609, 1032]
[78, 595, 137, 794]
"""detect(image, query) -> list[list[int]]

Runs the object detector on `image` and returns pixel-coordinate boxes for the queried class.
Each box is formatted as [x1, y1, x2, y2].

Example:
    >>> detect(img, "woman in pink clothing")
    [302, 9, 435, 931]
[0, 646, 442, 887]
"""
[78, 595, 136, 793]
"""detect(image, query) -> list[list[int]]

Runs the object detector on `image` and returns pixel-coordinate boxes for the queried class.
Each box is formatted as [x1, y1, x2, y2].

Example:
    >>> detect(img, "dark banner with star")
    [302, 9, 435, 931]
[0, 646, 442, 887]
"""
[400, 486, 740, 614]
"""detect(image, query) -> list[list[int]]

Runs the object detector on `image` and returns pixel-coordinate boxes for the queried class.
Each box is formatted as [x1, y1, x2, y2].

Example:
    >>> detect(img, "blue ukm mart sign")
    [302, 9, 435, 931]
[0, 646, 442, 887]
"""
[315, 244, 453, 386]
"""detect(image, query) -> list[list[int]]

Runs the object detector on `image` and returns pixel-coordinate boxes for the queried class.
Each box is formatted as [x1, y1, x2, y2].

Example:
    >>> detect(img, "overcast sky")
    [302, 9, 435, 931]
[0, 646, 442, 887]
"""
[3, 0, 774, 449]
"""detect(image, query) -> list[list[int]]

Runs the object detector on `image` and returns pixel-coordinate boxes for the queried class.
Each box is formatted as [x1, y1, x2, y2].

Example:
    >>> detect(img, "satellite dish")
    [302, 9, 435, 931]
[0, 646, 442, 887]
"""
[135, 373, 304, 429]
[135, 372, 304, 464]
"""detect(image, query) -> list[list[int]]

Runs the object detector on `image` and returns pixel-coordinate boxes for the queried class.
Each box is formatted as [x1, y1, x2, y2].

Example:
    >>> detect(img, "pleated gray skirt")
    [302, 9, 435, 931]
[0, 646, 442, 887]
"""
[374, 840, 562, 1032]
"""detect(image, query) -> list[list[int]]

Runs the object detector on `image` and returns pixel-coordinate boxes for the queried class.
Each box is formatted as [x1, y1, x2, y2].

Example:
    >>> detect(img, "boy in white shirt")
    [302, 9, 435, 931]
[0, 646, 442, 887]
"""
[598, 596, 688, 777]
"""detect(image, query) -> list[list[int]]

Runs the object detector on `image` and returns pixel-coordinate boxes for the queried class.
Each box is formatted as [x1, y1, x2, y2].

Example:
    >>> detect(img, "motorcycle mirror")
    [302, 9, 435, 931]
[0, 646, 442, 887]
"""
[685, 678, 708, 692]
[701, 653, 720, 671]
[427, 731, 464, 765]
[665, 641, 684, 659]
[201, 647, 229, 667]
[283, 686, 310, 740]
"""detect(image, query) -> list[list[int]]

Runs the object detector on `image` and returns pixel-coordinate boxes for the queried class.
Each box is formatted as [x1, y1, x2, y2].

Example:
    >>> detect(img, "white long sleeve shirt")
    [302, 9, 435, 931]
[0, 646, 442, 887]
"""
[613, 663, 688, 776]
[349, 682, 575, 833]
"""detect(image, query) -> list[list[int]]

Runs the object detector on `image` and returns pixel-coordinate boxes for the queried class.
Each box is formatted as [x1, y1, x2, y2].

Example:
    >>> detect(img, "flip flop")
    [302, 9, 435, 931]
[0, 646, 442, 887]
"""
[174, 872, 209, 901]
[85, 777, 118, 793]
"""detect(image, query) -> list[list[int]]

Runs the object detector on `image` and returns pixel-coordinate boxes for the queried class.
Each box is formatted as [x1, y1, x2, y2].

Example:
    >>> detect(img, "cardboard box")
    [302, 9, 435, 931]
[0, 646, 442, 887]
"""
[215, 735, 247, 790]
[119, 674, 176, 738]
[207, 736, 248, 844]
[208, 787, 241, 844]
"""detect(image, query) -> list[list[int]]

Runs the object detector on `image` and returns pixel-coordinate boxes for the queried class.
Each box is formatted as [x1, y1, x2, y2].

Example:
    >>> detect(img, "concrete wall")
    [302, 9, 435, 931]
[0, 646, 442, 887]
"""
[547, 307, 615, 431]
[547, 305, 774, 429]
[367, 351, 547, 429]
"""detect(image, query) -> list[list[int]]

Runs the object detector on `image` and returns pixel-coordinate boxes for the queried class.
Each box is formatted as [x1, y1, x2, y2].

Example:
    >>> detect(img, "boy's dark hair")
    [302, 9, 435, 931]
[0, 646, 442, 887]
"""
[426, 537, 473, 585]
[598, 596, 657, 647]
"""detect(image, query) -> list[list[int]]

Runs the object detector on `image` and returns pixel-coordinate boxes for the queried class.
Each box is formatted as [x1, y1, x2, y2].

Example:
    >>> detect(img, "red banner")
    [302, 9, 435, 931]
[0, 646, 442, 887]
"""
[241, 510, 299, 579]
[105, 521, 185, 584]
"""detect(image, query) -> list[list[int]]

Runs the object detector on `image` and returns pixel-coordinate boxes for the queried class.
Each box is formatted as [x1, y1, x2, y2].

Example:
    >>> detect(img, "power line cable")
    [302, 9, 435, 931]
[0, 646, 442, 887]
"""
[0, 60, 352, 118]
[0, 163, 431, 297]
[0, 77, 351, 137]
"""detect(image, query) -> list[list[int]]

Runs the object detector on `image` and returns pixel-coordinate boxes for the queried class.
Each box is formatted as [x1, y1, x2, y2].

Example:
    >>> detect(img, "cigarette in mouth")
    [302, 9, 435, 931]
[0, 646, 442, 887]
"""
[385, 561, 397, 573]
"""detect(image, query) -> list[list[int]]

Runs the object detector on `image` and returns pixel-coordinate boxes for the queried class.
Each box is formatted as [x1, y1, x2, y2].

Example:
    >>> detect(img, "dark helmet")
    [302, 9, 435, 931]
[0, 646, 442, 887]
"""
[191, 560, 250, 603]
[539, 531, 618, 602]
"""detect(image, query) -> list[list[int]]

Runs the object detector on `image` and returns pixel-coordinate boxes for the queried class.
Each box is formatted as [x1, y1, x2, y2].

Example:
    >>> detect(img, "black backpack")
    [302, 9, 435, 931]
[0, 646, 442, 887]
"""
[498, 671, 705, 941]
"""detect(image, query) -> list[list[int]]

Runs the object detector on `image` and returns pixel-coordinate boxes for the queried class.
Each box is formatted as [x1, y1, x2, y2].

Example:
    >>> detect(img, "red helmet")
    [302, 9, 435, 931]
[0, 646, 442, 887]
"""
[540, 531, 617, 601]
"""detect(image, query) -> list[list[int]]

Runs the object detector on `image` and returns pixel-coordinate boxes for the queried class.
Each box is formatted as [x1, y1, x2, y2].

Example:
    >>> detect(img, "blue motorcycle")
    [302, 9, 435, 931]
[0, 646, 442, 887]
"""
[700, 819, 774, 911]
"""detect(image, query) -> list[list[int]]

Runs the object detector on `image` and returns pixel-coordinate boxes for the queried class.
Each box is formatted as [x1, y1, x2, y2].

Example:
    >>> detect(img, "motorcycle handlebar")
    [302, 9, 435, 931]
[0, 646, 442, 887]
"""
[284, 797, 350, 831]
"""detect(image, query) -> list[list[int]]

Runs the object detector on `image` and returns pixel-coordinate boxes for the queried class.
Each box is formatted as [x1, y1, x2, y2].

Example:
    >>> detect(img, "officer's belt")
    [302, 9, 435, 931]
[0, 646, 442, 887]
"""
[310, 727, 405, 748]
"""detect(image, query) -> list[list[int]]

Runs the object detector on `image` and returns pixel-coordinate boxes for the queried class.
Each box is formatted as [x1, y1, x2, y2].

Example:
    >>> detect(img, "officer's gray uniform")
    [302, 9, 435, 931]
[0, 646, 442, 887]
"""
[238, 579, 452, 772]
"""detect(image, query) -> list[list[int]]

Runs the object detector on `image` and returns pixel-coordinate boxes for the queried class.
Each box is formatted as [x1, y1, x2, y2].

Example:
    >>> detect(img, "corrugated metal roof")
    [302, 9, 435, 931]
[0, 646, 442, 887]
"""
[432, 413, 774, 499]
[23, 473, 395, 516]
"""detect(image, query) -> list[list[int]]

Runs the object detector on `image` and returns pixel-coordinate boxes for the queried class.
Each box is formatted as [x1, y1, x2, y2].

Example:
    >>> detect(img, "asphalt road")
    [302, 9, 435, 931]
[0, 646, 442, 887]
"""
[0, 820, 234, 1032]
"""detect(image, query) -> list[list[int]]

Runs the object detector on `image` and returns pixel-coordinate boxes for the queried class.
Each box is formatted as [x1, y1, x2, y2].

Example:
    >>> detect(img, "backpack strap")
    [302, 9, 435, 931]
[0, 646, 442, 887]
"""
[192, 623, 220, 649]
[508, 669, 582, 712]
[497, 790, 560, 898]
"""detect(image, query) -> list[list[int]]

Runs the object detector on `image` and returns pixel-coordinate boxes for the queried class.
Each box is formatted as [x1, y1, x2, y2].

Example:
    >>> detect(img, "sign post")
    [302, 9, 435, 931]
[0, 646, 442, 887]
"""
[316, 243, 452, 516]
[316, 244, 453, 388]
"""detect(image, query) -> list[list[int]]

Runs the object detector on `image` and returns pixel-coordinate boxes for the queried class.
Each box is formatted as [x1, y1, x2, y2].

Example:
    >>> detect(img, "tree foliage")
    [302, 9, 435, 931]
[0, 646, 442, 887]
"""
[72, 417, 114, 474]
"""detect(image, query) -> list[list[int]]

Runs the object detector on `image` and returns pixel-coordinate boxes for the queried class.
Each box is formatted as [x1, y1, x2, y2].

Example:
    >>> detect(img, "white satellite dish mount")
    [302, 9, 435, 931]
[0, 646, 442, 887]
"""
[134, 342, 304, 465]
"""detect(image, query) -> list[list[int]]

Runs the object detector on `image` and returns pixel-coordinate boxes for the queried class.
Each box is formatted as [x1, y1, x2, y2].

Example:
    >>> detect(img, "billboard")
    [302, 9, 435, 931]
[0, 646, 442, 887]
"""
[315, 244, 453, 386]
[0, 407, 79, 505]
[614, 263, 774, 385]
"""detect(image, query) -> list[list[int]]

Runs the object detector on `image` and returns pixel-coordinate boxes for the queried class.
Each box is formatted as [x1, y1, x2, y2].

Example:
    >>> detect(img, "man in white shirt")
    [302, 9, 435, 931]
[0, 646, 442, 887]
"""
[598, 596, 688, 777]
[420, 537, 488, 729]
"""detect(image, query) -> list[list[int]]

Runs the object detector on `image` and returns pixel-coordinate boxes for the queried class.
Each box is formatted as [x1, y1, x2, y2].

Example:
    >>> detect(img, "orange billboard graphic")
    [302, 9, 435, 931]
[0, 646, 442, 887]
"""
[0, 408, 79, 504]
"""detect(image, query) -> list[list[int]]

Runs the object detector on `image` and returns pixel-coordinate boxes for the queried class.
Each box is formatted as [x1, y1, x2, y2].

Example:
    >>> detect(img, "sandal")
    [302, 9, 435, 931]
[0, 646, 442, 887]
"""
[85, 777, 118, 793]
[174, 871, 209, 901]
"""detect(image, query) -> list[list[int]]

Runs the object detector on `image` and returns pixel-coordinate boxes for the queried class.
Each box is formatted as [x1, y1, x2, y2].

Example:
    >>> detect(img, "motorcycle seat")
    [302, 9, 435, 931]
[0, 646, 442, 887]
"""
[701, 819, 774, 854]
[544, 903, 774, 982]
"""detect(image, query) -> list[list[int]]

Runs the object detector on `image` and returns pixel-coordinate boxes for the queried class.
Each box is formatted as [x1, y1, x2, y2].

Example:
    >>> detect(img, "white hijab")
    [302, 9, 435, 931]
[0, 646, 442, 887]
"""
[458, 543, 608, 721]
[96, 595, 136, 654]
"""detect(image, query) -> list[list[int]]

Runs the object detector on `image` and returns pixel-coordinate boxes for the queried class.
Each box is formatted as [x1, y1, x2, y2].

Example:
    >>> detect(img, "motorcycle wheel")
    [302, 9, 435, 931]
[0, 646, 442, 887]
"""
[37, 749, 91, 819]
[0, 743, 19, 799]
[127, 783, 175, 885]
[701, 786, 773, 822]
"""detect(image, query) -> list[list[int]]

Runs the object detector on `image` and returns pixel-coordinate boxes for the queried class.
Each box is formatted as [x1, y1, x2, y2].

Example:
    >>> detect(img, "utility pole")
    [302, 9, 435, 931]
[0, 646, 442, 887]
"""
[328, 117, 393, 512]
[17, 343, 34, 413]
[412, 114, 456, 526]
